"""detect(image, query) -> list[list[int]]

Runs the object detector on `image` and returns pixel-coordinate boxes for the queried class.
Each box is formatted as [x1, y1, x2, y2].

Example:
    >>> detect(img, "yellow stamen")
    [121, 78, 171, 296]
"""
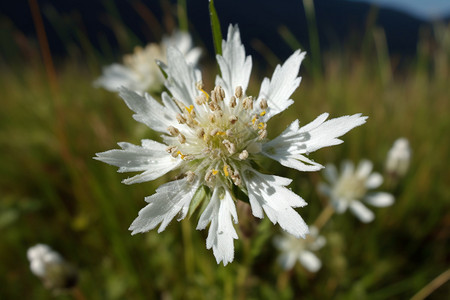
[215, 131, 226, 136]
[260, 110, 266, 116]
[176, 151, 185, 159]
[185, 105, 194, 114]
[252, 116, 257, 125]
[223, 165, 230, 177]
[212, 169, 218, 175]
[258, 122, 265, 129]
[200, 89, 210, 100]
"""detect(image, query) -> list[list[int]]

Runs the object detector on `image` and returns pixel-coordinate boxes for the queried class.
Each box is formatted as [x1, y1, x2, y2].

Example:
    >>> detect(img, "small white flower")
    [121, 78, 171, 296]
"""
[27, 244, 63, 278]
[95, 24, 367, 265]
[319, 160, 394, 223]
[94, 31, 201, 94]
[274, 226, 326, 272]
[385, 138, 411, 177]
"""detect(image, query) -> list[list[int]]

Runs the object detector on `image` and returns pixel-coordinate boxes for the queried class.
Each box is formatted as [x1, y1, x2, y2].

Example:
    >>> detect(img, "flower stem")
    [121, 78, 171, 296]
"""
[410, 269, 450, 300]
[313, 204, 335, 230]
[181, 219, 194, 277]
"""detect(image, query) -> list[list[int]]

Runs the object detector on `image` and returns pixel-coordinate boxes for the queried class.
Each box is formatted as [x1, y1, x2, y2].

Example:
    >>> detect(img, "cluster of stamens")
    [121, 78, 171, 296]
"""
[165, 82, 269, 187]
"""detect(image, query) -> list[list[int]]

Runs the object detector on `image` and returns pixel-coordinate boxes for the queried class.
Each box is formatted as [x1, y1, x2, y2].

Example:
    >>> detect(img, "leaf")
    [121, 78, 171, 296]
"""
[209, 0, 222, 56]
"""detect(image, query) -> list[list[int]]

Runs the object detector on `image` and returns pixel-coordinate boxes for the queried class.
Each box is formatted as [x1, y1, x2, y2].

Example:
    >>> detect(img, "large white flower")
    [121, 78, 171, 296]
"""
[273, 226, 326, 272]
[95, 24, 367, 265]
[319, 160, 394, 223]
[94, 31, 202, 94]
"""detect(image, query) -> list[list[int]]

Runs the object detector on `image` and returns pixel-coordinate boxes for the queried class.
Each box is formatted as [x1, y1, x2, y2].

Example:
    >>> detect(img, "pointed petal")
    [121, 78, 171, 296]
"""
[349, 201, 374, 223]
[364, 192, 394, 207]
[332, 197, 349, 213]
[129, 178, 200, 234]
[243, 168, 309, 238]
[119, 88, 179, 133]
[299, 251, 322, 272]
[196, 186, 238, 265]
[94, 64, 139, 92]
[215, 24, 252, 101]
[165, 47, 201, 107]
[278, 252, 297, 270]
[94, 140, 182, 184]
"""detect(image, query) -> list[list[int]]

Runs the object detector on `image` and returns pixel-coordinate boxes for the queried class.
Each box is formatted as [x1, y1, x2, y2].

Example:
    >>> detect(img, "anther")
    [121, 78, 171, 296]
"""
[205, 170, 214, 182]
[239, 150, 249, 160]
[210, 128, 220, 136]
[208, 114, 216, 123]
[231, 171, 241, 186]
[176, 114, 186, 124]
[196, 128, 205, 139]
[260, 99, 268, 109]
[166, 145, 177, 154]
[222, 139, 236, 154]
[258, 130, 268, 140]
[226, 129, 233, 137]
[196, 81, 204, 90]
[230, 96, 237, 108]
[235, 86, 243, 98]
[178, 134, 186, 144]
[186, 171, 196, 183]
[196, 94, 207, 105]
[223, 164, 231, 177]
[167, 126, 180, 136]
[229, 115, 238, 124]
[243, 97, 253, 110]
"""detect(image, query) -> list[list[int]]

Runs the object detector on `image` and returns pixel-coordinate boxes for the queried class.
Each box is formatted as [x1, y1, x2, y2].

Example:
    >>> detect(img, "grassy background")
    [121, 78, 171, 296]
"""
[0, 1, 449, 299]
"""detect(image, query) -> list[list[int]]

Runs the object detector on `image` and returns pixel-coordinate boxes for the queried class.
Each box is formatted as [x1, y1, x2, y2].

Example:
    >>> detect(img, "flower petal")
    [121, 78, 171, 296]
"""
[356, 159, 373, 178]
[364, 192, 394, 207]
[196, 186, 238, 266]
[119, 88, 179, 133]
[257, 50, 306, 120]
[299, 250, 322, 272]
[366, 173, 383, 189]
[129, 178, 200, 234]
[94, 140, 182, 184]
[242, 168, 309, 238]
[332, 197, 349, 213]
[323, 164, 338, 184]
[165, 47, 201, 107]
[215, 24, 252, 102]
[94, 64, 139, 92]
[349, 201, 374, 223]
[278, 252, 297, 270]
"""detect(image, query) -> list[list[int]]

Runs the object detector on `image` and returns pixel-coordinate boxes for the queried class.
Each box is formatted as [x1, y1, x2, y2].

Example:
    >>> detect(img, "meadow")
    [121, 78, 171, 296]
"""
[0, 1, 449, 299]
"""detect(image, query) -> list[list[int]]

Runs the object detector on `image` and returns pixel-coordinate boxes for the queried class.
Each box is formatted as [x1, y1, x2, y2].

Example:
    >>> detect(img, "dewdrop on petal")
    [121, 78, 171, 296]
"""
[318, 160, 394, 223]
[27, 244, 78, 292]
[385, 137, 411, 177]
[95, 24, 367, 265]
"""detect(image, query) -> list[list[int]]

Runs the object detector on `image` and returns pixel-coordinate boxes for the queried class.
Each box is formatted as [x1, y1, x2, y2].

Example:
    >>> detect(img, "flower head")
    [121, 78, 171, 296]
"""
[94, 31, 201, 94]
[95, 25, 367, 265]
[319, 160, 394, 223]
[385, 137, 411, 177]
[274, 226, 326, 272]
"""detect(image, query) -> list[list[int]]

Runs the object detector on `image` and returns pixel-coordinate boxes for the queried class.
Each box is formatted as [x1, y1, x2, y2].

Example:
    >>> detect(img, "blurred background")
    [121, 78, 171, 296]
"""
[0, 0, 449, 299]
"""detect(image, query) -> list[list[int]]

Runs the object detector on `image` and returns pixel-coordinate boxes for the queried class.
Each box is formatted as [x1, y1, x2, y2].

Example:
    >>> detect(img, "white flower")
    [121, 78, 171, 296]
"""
[94, 31, 202, 94]
[27, 244, 63, 278]
[95, 24, 367, 265]
[319, 160, 394, 223]
[385, 138, 411, 177]
[274, 226, 326, 272]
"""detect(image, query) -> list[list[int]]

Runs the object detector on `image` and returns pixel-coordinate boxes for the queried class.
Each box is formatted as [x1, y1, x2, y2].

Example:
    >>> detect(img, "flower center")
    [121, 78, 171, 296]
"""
[166, 83, 269, 186]
[333, 174, 367, 201]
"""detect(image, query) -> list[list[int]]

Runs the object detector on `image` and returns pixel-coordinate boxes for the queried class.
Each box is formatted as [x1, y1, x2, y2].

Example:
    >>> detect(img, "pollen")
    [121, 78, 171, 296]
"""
[212, 169, 219, 175]
[223, 164, 230, 177]
[260, 110, 266, 116]
[185, 105, 194, 114]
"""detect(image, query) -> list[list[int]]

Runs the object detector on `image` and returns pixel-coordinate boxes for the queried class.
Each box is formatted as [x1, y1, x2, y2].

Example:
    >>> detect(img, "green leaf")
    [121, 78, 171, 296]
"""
[188, 185, 207, 219]
[209, 0, 222, 56]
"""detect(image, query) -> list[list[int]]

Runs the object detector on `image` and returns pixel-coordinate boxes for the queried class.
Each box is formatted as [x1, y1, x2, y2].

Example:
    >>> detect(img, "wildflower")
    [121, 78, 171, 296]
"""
[385, 137, 411, 177]
[274, 226, 326, 272]
[94, 31, 201, 94]
[319, 160, 394, 223]
[95, 25, 367, 265]
[27, 244, 78, 291]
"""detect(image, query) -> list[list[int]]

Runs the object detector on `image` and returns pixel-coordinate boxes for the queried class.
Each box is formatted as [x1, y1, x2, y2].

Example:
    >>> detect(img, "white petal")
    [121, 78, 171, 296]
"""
[27, 244, 51, 261]
[94, 140, 182, 184]
[366, 173, 383, 189]
[298, 251, 322, 272]
[356, 159, 373, 178]
[215, 24, 252, 102]
[364, 192, 394, 207]
[30, 260, 46, 277]
[323, 164, 338, 184]
[297, 113, 368, 154]
[332, 197, 349, 213]
[242, 168, 309, 238]
[196, 186, 238, 265]
[162, 31, 202, 65]
[257, 50, 306, 120]
[278, 252, 297, 270]
[129, 178, 200, 234]
[165, 47, 201, 107]
[119, 88, 179, 133]
[349, 201, 375, 223]
[341, 160, 355, 176]
[94, 64, 139, 92]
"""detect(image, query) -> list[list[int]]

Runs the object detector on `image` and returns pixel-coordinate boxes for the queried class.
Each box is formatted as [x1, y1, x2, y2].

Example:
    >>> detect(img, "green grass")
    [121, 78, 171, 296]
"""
[1, 6, 449, 300]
